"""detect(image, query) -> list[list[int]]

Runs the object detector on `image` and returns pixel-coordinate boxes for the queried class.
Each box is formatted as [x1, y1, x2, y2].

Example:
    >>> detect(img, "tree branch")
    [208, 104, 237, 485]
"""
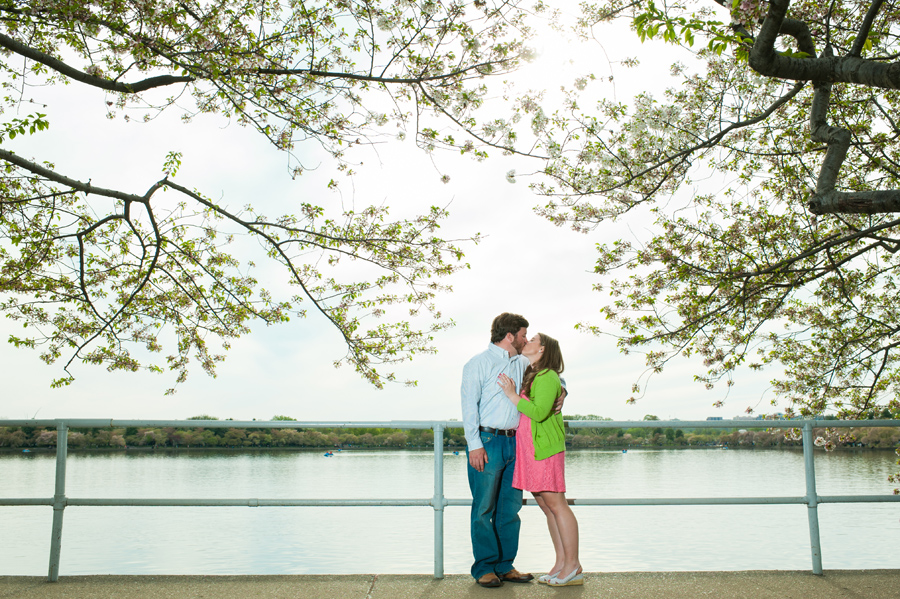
[259, 59, 515, 85]
[805, 46, 900, 214]
[0, 148, 146, 203]
[749, 0, 900, 89]
[849, 0, 885, 57]
[0, 32, 194, 93]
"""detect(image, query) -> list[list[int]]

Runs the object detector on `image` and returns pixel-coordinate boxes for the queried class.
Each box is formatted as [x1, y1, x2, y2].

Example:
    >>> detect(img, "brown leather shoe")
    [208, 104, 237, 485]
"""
[477, 573, 503, 588]
[499, 568, 534, 583]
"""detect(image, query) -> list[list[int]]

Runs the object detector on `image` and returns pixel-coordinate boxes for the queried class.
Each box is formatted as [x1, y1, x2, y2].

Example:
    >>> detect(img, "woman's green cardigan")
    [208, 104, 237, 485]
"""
[516, 369, 565, 460]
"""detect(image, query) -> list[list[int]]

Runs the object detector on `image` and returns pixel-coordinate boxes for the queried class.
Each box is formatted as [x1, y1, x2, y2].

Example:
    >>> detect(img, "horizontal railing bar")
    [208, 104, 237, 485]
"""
[1, 418, 898, 430]
[530, 497, 810, 506]
[65, 498, 434, 507]
[6, 494, 897, 508]
[818, 495, 900, 503]
[0, 496, 814, 507]
[0, 498, 54, 506]
[0, 419, 453, 429]
[563, 420, 899, 429]
[446, 497, 813, 506]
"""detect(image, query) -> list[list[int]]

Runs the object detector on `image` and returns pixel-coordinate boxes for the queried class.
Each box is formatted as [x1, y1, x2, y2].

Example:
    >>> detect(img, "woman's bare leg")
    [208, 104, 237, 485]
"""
[539, 491, 581, 576]
[533, 492, 565, 574]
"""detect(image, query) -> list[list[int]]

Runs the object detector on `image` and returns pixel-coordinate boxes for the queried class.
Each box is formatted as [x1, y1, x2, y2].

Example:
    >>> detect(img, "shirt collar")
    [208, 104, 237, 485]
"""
[488, 342, 516, 360]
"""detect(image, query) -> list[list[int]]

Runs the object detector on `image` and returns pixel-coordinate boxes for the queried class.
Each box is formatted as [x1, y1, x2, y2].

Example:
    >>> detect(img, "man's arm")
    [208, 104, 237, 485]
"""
[461, 360, 487, 471]
[553, 386, 567, 414]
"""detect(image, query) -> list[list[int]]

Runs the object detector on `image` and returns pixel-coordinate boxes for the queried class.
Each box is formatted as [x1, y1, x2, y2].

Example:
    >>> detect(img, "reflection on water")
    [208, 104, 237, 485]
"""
[1, 448, 897, 575]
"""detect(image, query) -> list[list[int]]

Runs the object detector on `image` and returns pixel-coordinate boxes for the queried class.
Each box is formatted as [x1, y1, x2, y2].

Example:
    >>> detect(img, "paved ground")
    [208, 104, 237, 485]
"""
[3, 571, 900, 599]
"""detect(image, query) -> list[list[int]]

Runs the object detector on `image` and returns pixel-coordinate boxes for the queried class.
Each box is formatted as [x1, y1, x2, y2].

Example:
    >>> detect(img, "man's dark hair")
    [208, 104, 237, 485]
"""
[490, 312, 529, 343]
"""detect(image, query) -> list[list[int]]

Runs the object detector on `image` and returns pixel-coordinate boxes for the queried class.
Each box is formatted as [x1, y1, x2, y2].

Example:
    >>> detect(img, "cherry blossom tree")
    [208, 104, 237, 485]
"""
[531, 0, 900, 418]
[0, 0, 539, 392]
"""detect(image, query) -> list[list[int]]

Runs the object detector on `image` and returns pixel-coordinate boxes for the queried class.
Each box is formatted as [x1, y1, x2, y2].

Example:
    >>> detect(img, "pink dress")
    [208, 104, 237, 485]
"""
[513, 398, 566, 493]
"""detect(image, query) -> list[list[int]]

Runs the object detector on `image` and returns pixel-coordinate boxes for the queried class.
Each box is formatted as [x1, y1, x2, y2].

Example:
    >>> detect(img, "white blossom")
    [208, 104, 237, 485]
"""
[421, 0, 439, 17]
[531, 108, 548, 135]
[376, 15, 395, 31]
[520, 47, 538, 63]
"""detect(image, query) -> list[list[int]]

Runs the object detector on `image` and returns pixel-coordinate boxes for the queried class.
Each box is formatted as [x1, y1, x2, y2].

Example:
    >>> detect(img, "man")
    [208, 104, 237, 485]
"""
[460, 312, 565, 588]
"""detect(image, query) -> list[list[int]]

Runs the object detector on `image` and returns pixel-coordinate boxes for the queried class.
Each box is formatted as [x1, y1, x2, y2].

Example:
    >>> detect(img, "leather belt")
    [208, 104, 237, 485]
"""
[479, 426, 516, 437]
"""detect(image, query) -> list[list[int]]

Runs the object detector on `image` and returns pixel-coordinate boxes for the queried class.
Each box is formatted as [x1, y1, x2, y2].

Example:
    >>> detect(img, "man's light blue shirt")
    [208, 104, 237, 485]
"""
[461, 343, 530, 452]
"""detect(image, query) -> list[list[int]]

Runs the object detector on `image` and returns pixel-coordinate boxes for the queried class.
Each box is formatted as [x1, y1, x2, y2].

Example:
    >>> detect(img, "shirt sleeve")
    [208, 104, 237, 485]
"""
[461, 359, 484, 451]
[516, 370, 560, 423]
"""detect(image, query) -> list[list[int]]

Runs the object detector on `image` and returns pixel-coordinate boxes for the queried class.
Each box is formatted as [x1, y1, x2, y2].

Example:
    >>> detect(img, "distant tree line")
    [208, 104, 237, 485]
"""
[0, 424, 447, 450]
[566, 424, 900, 450]
[0, 414, 897, 451]
[566, 414, 900, 450]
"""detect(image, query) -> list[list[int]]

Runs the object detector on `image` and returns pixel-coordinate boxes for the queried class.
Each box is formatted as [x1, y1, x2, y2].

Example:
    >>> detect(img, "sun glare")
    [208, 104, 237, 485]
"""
[512, 24, 590, 92]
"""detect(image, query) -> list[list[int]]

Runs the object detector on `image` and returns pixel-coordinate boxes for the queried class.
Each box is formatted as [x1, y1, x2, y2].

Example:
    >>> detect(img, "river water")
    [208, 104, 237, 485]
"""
[1, 448, 898, 575]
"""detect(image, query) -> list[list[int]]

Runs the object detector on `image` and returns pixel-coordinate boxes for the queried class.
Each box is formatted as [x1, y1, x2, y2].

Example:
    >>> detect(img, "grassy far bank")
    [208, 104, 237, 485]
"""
[1, 414, 898, 452]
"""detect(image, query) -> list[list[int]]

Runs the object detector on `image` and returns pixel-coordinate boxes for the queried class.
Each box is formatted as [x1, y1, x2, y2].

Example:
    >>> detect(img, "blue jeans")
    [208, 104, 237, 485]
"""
[467, 431, 522, 579]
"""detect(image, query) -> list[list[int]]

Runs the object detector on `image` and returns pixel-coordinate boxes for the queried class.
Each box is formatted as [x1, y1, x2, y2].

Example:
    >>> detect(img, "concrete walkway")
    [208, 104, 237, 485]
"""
[3, 571, 899, 599]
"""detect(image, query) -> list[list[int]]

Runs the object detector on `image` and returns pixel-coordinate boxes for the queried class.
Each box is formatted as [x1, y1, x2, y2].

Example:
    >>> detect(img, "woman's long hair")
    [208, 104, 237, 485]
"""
[522, 333, 565, 397]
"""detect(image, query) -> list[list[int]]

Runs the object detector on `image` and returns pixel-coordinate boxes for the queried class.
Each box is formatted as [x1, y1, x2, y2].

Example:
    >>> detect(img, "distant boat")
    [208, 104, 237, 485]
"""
[323, 452, 334, 457]
[622, 449, 627, 453]
[452, 451, 459, 455]
[22, 449, 31, 453]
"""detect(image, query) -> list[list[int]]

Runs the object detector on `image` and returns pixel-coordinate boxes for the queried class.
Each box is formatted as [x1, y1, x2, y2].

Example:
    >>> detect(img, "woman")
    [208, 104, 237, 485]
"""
[497, 333, 582, 587]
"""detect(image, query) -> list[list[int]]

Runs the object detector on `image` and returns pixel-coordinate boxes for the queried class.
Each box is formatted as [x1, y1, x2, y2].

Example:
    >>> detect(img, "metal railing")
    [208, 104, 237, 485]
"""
[1, 418, 899, 581]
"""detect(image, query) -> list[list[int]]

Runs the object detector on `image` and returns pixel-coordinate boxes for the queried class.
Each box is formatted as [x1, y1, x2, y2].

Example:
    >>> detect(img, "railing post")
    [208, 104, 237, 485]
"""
[802, 421, 823, 575]
[48, 420, 69, 582]
[432, 423, 445, 579]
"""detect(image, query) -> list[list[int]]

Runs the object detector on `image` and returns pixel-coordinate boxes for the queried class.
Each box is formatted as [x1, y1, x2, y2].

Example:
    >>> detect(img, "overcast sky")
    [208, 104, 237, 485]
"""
[1, 5, 779, 423]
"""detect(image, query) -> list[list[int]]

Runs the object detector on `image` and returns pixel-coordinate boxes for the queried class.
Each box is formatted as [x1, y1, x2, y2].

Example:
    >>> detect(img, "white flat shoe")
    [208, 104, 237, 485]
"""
[548, 568, 584, 586]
